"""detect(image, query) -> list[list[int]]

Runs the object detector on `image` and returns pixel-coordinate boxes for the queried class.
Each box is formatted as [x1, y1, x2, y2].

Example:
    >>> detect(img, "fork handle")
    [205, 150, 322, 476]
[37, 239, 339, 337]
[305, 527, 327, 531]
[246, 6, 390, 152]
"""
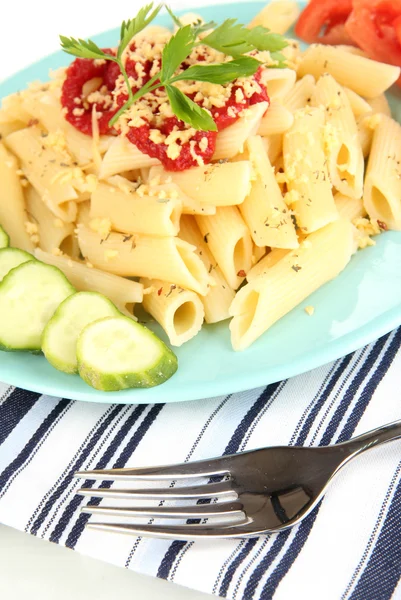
[339, 420, 401, 457]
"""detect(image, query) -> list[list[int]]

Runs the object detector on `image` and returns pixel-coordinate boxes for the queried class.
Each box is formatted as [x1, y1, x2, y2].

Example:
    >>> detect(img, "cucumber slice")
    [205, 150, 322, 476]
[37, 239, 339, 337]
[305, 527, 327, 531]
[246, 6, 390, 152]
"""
[42, 292, 121, 374]
[77, 316, 178, 391]
[0, 261, 75, 352]
[0, 226, 9, 249]
[0, 248, 35, 281]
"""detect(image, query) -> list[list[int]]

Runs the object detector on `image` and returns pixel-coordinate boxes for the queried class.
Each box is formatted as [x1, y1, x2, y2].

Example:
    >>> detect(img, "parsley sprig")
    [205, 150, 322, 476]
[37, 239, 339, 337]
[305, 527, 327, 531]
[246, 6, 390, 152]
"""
[60, 3, 288, 132]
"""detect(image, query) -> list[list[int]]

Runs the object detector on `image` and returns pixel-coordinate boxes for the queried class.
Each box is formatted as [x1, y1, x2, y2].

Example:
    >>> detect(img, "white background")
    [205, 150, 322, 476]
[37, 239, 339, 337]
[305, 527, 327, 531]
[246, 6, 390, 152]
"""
[0, 0, 237, 597]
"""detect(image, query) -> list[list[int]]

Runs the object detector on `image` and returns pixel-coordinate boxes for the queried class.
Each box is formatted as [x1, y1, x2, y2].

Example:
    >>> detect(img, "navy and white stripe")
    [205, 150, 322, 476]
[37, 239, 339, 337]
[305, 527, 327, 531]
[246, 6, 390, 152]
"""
[1, 328, 401, 600]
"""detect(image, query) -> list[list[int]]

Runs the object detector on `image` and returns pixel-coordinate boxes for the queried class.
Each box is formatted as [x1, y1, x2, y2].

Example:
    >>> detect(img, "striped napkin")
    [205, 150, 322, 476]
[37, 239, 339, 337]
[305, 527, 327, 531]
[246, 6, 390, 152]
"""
[1, 328, 401, 600]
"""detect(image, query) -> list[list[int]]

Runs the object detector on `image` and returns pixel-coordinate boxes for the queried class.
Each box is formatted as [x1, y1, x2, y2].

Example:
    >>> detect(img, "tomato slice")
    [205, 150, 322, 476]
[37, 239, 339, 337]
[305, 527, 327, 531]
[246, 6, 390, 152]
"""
[295, 0, 354, 45]
[345, 0, 401, 84]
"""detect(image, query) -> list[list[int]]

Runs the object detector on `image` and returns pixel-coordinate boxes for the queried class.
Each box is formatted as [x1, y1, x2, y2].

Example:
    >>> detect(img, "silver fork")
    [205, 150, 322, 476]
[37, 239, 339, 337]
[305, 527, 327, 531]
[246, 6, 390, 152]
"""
[75, 420, 401, 540]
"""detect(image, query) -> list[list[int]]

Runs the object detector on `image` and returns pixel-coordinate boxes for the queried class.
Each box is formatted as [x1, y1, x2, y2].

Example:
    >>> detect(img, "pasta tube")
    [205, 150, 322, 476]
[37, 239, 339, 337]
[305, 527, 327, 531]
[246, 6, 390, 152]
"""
[149, 161, 252, 207]
[0, 142, 34, 252]
[334, 192, 366, 222]
[195, 206, 253, 290]
[141, 278, 204, 347]
[240, 136, 298, 249]
[100, 136, 160, 179]
[257, 102, 294, 136]
[264, 134, 283, 165]
[283, 106, 338, 233]
[21, 88, 111, 165]
[90, 182, 182, 237]
[25, 186, 75, 254]
[343, 88, 372, 118]
[247, 248, 291, 282]
[77, 225, 212, 295]
[313, 74, 364, 199]
[249, 1, 301, 34]
[298, 45, 400, 98]
[284, 75, 315, 113]
[179, 215, 235, 324]
[213, 102, 268, 160]
[259, 69, 297, 100]
[230, 219, 355, 350]
[35, 249, 143, 317]
[364, 115, 401, 230]
[5, 126, 79, 222]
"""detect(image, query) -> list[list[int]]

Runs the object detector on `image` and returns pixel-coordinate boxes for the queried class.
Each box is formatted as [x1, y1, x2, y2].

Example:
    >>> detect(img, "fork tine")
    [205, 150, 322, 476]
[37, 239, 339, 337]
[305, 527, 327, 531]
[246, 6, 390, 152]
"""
[86, 520, 254, 540]
[75, 457, 230, 481]
[81, 501, 244, 519]
[77, 481, 234, 501]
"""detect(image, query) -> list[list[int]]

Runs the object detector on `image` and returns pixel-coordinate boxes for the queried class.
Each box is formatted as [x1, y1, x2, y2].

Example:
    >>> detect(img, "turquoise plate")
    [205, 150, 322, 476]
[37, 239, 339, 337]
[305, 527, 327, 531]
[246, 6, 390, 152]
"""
[1, 1, 401, 404]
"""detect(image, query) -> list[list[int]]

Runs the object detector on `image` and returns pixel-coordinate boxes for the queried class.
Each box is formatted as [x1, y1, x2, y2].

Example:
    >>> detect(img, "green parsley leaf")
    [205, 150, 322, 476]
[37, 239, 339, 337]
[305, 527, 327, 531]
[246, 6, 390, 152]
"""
[160, 25, 195, 82]
[192, 20, 217, 35]
[246, 26, 288, 53]
[165, 85, 217, 131]
[59, 35, 108, 60]
[269, 51, 288, 68]
[164, 4, 182, 28]
[201, 19, 288, 58]
[201, 19, 254, 57]
[119, 3, 163, 58]
[170, 56, 260, 85]
[164, 6, 216, 36]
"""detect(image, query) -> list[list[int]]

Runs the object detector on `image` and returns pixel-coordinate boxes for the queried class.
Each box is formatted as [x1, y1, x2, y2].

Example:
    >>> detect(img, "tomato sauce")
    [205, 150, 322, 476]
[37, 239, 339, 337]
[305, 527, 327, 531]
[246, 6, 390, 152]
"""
[61, 45, 269, 170]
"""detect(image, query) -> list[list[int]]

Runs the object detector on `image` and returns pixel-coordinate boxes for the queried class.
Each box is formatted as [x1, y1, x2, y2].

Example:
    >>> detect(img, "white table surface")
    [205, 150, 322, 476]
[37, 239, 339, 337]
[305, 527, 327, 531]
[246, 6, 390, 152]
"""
[0, 0, 237, 597]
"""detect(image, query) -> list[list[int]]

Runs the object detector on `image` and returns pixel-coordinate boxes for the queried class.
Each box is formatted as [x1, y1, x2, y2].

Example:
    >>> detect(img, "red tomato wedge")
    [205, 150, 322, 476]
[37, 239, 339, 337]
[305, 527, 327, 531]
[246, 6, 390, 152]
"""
[295, 0, 354, 45]
[345, 0, 401, 85]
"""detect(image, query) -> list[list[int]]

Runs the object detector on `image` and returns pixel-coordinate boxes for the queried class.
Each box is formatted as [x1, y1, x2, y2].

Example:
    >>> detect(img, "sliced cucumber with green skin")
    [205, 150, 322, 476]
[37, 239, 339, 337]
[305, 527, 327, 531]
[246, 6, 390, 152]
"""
[42, 292, 121, 375]
[0, 226, 9, 249]
[0, 248, 35, 281]
[77, 316, 178, 391]
[0, 261, 75, 352]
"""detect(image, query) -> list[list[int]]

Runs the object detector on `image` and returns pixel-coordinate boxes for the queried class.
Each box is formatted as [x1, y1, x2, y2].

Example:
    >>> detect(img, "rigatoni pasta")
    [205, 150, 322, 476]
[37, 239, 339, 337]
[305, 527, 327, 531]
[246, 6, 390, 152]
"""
[213, 102, 268, 160]
[100, 135, 161, 179]
[77, 225, 212, 295]
[35, 248, 143, 317]
[249, 1, 301, 34]
[150, 161, 253, 207]
[90, 181, 182, 237]
[230, 219, 355, 350]
[179, 215, 235, 324]
[0, 142, 35, 252]
[195, 206, 253, 290]
[364, 115, 401, 230]
[283, 74, 315, 112]
[298, 45, 401, 98]
[25, 186, 75, 254]
[240, 135, 298, 249]
[141, 277, 205, 346]
[257, 101, 294, 136]
[334, 192, 366, 222]
[312, 74, 364, 199]
[283, 106, 338, 233]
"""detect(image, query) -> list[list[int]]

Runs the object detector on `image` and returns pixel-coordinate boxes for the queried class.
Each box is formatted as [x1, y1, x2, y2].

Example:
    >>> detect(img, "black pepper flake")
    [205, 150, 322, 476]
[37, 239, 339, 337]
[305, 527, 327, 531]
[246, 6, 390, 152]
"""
[204, 233, 210, 243]
[292, 265, 302, 272]
[123, 234, 133, 242]
[60, 162, 70, 168]
[166, 284, 177, 297]
[99, 233, 111, 245]
[157, 287, 163, 296]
